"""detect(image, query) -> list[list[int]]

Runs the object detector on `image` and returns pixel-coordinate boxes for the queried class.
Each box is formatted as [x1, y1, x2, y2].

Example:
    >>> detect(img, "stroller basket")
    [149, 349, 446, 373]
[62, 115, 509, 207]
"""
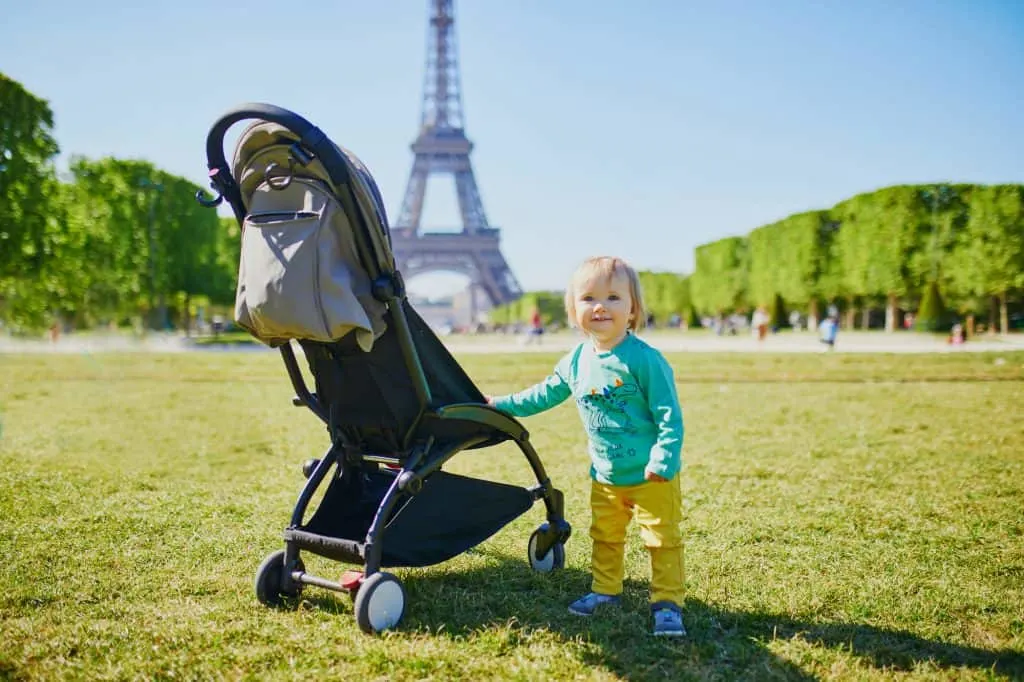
[287, 469, 532, 567]
[198, 103, 571, 634]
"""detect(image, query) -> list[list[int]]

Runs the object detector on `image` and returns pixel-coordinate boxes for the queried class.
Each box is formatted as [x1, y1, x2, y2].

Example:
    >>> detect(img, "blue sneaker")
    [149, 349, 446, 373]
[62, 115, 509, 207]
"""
[652, 605, 686, 637]
[568, 592, 620, 616]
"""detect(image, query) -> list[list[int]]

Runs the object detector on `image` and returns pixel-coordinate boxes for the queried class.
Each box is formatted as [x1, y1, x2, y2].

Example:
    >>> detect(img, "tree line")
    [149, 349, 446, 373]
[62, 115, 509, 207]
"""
[1, 73, 238, 333]
[492, 182, 1023, 334]
[689, 183, 1024, 333]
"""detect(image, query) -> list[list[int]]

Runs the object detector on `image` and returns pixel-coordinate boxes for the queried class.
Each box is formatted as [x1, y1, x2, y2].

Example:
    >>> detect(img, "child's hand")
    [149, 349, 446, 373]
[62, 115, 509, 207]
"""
[484, 395, 496, 406]
[644, 471, 669, 483]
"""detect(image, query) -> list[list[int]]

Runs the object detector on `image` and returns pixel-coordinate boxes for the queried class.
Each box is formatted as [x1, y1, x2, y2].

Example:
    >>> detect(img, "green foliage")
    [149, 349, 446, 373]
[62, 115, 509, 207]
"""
[912, 184, 972, 296]
[915, 280, 950, 332]
[0, 75, 239, 332]
[62, 157, 229, 327]
[746, 211, 831, 312]
[637, 271, 692, 324]
[0, 73, 62, 329]
[0, 73, 60, 277]
[491, 291, 564, 327]
[690, 237, 748, 314]
[946, 185, 1024, 300]
[693, 183, 1023, 323]
[211, 217, 242, 305]
[769, 293, 786, 328]
[833, 186, 923, 300]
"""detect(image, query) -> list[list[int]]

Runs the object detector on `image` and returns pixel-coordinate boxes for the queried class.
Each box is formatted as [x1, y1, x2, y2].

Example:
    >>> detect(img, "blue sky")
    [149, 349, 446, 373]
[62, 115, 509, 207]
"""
[3, 1, 1022, 298]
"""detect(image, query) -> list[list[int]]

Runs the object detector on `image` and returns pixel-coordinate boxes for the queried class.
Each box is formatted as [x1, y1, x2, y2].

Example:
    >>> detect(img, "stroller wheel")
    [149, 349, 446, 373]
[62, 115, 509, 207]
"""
[528, 529, 566, 572]
[354, 572, 406, 634]
[255, 549, 304, 606]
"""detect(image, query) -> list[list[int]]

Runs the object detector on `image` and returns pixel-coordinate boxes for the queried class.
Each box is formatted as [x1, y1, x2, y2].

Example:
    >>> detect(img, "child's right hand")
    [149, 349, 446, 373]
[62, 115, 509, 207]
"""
[484, 395, 496, 406]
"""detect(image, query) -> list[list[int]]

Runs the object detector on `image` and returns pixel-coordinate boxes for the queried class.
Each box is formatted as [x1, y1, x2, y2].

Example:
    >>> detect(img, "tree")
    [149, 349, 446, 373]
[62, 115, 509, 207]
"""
[915, 280, 950, 332]
[833, 187, 922, 331]
[946, 185, 1024, 333]
[0, 73, 61, 328]
[690, 237, 748, 315]
[59, 157, 234, 331]
[638, 271, 691, 326]
[158, 175, 227, 332]
[0, 74, 59, 275]
[746, 211, 832, 326]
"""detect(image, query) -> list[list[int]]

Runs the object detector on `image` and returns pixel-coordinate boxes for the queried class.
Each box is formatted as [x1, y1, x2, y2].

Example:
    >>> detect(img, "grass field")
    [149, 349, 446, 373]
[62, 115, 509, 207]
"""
[1, 350, 1022, 681]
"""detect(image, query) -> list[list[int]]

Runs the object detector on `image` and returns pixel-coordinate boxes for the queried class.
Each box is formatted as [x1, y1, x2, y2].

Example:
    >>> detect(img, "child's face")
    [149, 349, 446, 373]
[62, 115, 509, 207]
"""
[573, 270, 633, 350]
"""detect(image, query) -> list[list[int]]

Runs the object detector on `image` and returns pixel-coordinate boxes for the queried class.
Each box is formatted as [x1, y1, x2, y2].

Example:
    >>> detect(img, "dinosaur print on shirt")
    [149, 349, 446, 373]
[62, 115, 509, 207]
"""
[578, 378, 639, 434]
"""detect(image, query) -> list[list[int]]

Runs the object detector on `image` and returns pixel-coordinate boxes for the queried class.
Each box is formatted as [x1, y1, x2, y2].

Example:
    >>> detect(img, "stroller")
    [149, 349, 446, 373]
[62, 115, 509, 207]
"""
[197, 103, 571, 634]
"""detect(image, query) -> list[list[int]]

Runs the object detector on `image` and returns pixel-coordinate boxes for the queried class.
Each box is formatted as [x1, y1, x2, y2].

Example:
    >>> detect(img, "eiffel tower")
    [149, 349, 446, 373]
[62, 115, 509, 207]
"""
[391, 0, 522, 320]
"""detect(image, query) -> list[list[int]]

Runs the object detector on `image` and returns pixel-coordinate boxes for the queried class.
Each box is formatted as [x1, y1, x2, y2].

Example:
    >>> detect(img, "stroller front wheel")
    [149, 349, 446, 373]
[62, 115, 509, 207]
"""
[255, 549, 304, 606]
[354, 572, 406, 634]
[528, 529, 566, 572]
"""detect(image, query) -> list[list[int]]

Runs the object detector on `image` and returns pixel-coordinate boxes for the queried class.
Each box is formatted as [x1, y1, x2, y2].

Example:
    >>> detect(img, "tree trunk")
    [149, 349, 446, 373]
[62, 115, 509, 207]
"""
[861, 306, 871, 330]
[845, 297, 856, 330]
[999, 291, 1009, 335]
[989, 296, 998, 335]
[885, 293, 897, 332]
[808, 300, 819, 332]
[183, 293, 192, 338]
[157, 293, 168, 331]
[966, 313, 975, 339]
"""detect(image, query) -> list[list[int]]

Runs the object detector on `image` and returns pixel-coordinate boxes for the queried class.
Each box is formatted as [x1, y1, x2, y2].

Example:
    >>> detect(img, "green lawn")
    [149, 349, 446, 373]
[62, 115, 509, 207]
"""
[0, 350, 1022, 681]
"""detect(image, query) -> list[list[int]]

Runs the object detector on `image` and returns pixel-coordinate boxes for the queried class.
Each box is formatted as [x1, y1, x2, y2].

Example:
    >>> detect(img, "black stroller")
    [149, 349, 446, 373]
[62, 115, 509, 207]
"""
[198, 104, 571, 634]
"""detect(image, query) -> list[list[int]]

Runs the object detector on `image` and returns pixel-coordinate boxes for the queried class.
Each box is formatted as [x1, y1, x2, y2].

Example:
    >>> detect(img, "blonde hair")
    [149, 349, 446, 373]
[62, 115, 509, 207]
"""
[564, 256, 647, 332]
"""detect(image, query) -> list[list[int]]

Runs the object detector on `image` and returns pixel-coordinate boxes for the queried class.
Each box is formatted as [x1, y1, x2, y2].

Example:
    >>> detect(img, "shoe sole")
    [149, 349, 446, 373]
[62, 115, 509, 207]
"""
[653, 630, 686, 637]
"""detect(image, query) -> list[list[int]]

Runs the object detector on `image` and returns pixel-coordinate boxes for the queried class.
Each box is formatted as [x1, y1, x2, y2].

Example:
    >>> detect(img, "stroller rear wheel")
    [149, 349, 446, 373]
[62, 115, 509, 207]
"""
[255, 549, 305, 606]
[528, 529, 566, 572]
[354, 572, 406, 634]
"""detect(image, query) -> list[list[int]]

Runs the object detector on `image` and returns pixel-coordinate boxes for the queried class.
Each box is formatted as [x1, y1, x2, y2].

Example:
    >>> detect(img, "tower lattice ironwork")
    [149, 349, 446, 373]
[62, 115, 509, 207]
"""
[391, 0, 521, 312]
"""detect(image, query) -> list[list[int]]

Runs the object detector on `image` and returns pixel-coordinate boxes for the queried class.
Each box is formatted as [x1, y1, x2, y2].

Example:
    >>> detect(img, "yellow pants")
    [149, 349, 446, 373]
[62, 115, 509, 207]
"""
[589, 476, 684, 605]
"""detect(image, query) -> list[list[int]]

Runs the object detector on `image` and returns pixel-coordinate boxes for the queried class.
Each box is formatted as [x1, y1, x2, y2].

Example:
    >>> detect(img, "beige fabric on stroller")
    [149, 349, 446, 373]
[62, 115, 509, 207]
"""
[230, 122, 387, 350]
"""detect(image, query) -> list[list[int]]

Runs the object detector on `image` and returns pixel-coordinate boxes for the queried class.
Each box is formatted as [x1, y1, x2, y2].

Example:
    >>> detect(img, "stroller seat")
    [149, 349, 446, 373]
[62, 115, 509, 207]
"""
[198, 103, 571, 634]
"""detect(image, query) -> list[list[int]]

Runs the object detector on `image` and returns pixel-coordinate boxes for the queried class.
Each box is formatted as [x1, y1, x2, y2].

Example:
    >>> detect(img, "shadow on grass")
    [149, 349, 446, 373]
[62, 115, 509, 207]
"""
[300, 555, 1022, 681]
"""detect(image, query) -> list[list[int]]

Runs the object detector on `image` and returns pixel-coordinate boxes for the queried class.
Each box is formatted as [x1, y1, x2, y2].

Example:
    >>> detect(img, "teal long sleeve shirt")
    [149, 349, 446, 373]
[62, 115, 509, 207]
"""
[493, 334, 684, 486]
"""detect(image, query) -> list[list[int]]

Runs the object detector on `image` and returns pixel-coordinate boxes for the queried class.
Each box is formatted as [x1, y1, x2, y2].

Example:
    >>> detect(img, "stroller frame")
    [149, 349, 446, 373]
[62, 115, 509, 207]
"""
[199, 103, 571, 633]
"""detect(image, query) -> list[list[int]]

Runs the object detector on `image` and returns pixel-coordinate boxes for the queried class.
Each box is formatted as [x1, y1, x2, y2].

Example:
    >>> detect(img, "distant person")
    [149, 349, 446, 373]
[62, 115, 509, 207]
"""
[819, 314, 838, 351]
[211, 314, 225, 339]
[486, 256, 686, 637]
[789, 309, 802, 332]
[751, 306, 769, 341]
[523, 307, 544, 345]
[949, 323, 965, 346]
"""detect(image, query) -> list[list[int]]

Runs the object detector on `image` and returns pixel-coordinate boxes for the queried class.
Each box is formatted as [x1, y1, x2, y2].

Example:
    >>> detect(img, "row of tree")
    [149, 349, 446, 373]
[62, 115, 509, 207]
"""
[491, 182, 1023, 334]
[1, 73, 238, 333]
[689, 184, 1024, 332]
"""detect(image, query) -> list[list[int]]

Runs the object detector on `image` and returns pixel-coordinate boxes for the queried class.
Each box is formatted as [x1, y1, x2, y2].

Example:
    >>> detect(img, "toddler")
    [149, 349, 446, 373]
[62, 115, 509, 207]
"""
[488, 256, 685, 636]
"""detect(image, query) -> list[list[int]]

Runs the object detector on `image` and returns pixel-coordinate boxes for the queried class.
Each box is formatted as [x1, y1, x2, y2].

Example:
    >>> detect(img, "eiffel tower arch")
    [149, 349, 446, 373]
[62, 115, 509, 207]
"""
[391, 0, 522, 321]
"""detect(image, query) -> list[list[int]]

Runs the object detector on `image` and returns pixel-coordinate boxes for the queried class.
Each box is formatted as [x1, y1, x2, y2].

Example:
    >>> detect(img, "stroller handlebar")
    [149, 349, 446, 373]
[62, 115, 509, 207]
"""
[204, 102, 319, 172]
[200, 103, 349, 223]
